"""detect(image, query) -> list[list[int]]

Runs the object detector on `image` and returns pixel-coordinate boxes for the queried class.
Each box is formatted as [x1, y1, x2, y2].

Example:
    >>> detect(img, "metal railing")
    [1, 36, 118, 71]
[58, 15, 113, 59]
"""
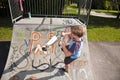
[23, 0, 75, 18]
[8, 0, 92, 24]
[8, 0, 23, 23]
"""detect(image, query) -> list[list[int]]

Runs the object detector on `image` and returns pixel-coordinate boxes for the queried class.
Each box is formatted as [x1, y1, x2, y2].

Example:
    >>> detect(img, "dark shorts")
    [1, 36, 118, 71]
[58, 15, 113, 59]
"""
[61, 45, 76, 65]
[64, 56, 76, 65]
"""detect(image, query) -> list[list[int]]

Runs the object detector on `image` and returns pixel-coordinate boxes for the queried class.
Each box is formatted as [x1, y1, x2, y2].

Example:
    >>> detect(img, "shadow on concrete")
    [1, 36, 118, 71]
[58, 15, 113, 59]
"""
[0, 41, 10, 79]
[9, 67, 66, 80]
[88, 15, 120, 29]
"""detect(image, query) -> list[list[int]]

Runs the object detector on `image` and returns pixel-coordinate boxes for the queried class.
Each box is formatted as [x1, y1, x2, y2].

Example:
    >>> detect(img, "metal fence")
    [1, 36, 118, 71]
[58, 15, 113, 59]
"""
[8, 0, 23, 22]
[23, 0, 66, 16]
[8, 0, 92, 24]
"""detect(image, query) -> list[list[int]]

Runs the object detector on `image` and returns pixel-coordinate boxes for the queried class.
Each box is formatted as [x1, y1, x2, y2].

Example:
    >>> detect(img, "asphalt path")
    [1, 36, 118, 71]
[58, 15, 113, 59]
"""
[89, 41, 120, 80]
[89, 12, 120, 80]
[90, 11, 116, 18]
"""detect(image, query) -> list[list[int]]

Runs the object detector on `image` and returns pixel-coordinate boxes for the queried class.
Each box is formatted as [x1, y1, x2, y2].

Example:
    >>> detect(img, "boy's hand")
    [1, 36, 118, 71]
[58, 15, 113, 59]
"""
[58, 41, 66, 47]
[61, 32, 71, 37]
[62, 41, 66, 47]
[61, 32, 66, 37]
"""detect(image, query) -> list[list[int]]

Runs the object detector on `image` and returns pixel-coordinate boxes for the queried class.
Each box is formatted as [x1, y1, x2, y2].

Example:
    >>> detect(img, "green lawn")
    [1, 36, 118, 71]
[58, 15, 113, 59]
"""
[0, 17, 12, 40]
[0, 27, 12, 40]
[87, 27, 120, 41]
[87, 14, 120, 41]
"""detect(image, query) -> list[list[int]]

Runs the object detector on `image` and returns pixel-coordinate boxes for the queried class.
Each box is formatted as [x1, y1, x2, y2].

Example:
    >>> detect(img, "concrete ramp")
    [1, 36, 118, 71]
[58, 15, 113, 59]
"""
[1, 18, 94, 80]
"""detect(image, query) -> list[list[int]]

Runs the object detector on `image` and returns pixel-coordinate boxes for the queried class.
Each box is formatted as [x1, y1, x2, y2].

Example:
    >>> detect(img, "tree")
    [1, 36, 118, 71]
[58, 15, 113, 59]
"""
[110, 0, 120, 19]
[116, 4, 120, 19]
[91, 0, 105, 9]
[116, 0, 120, 19]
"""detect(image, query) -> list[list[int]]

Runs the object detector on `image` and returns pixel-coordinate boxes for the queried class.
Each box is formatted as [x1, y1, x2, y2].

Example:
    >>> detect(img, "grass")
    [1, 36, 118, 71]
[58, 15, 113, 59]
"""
[87, 27, 120, 41]
[0, 27, 12, 40]
[63, 3, 78, 15]
[0, 17, 12, 40]
[87, 14, 120, 41]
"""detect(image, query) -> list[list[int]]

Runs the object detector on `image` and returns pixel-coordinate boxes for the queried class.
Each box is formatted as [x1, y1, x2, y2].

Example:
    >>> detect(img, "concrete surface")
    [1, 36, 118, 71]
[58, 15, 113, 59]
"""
[90, 11, 116, 18]
[0, 18, 93, 80]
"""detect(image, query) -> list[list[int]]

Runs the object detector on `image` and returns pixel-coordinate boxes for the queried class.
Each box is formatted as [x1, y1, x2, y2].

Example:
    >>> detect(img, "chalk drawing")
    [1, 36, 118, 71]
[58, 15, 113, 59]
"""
[30, 31, 41, 52]
[72, 68, 88, 80]
[47, 32, 55, 54]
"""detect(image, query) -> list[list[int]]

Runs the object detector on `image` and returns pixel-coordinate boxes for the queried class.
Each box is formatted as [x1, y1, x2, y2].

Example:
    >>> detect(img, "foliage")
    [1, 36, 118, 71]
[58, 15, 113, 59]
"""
[91, 0, 118, 10]
[91, 0, 105, 9]
[105, 0, 112, 10]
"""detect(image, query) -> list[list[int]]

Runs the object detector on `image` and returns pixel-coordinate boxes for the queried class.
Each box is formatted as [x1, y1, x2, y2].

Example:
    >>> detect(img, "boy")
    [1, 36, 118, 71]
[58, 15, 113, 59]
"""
[59, 25, 85, 73]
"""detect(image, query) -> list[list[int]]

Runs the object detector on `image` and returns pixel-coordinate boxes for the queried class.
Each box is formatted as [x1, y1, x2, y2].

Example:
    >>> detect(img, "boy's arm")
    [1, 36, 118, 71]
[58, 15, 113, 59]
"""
[62, 45, 72, 57]
[61, 32, 71, 43]
[59, 41, 72, 57]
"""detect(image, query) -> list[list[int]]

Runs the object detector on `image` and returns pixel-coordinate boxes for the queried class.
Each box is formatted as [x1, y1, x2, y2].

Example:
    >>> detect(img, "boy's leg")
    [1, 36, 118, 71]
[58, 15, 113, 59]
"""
[64, 56, 76, 73]
[65, 64, 69, 73]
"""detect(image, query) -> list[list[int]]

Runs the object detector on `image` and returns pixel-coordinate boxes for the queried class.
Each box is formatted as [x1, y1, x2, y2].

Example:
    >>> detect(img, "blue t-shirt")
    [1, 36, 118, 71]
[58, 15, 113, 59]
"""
[67, 38, 83, 59]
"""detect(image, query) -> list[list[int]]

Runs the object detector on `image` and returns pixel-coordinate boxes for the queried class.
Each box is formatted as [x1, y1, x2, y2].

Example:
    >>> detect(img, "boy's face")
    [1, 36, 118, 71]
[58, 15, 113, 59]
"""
[71, 33, 79, 41]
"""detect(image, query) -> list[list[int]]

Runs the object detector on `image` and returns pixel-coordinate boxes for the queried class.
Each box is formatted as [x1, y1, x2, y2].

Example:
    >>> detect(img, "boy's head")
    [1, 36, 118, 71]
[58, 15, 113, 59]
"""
[70, 25, 85, 38]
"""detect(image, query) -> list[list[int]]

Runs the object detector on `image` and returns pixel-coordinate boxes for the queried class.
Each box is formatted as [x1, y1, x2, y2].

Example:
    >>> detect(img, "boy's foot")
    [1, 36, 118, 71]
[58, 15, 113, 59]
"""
[60, 68, 65, 71]
[30, 76, 36, 80]
[60, 68, 68, 73]
[65, 65, 69, 73]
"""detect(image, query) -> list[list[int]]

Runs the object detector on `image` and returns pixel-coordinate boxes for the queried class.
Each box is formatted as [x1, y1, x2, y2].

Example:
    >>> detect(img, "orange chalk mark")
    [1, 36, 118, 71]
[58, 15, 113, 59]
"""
[34, 44, 48, 55]
[30, 31, 40, 52]
[32, 31, 40, 41]
[34, 44, 42, 54]
[47, 32, 55, 54]
[30, 76, 37, 80]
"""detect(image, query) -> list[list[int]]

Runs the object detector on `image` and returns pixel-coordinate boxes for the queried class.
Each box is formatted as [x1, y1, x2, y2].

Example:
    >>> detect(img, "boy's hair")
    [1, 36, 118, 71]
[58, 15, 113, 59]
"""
[70, 25, 85, 38]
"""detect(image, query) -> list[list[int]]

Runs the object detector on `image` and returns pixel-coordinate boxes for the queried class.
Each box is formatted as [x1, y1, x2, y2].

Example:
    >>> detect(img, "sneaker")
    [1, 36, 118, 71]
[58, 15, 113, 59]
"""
[60, 68, 66, 71]
[65, 65, 69, 73]
[60, 68, 69, 73]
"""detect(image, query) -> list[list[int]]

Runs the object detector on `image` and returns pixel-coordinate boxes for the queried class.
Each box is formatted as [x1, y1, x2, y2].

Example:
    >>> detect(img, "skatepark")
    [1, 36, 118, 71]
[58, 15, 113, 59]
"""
[0, 0, 94, 80]
[0, 17, 94, 80]
[1, 0, 120, 80]
[0, 0, 95, 79]
[0, 18, 94, 80]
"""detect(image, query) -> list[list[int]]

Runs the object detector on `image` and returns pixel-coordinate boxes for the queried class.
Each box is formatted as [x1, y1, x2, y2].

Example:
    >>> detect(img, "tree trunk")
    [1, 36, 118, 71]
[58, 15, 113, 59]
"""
[116, 5, 120, 19]
[117, 12, 120, 19]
